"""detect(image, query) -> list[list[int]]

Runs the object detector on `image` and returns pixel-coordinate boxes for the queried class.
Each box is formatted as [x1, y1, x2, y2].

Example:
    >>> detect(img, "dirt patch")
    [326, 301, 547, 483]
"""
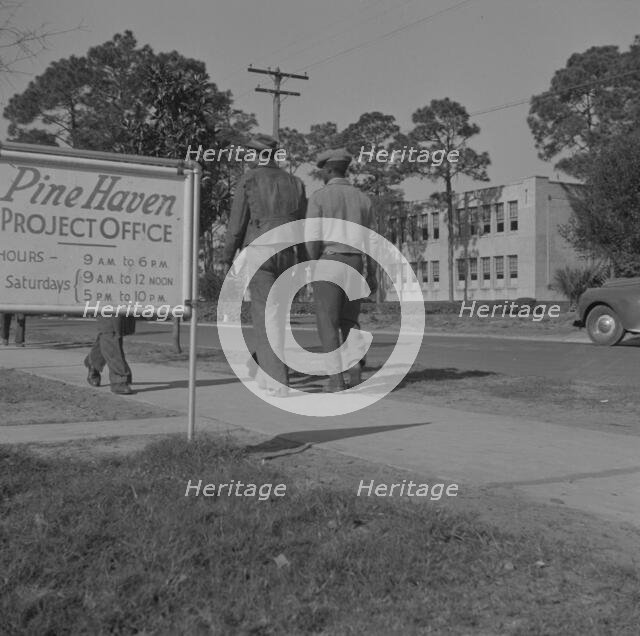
[0, 369, 177, 426]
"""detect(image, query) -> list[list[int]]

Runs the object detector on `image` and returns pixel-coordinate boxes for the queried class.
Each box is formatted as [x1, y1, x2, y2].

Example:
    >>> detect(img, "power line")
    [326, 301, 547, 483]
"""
[469, 68, 640, 118]
[271, 0, 421, 68]
[236, 0, 640, 132]
[293, 0, 476, 73]
[233, 0, 475, 104]
[217, 0, 396, 84]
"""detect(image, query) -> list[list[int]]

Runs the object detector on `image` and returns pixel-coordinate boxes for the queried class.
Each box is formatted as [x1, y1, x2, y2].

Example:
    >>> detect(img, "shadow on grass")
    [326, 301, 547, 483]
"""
[619, 335, 640, 347]
[244, 421, 431, 453]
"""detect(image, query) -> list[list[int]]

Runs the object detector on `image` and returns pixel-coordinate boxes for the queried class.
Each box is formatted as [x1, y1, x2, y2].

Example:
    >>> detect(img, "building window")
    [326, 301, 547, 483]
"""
[431, 260, 440, 283]
[482, 205, 491, 234]
[422, 261, 429, 284]
[410, 261, 419, 278]
[495, 256, 504, 280]
[421, 213, 429, 240]
[481, 256, 491, 282]
[496, 203, 504, 233]
[509, 201, 518, 231]
[432, 212, 440, 239]
[468, 207, 478, 235]
[508, 254, 518, 281]
[469, 258, 478, 282]
[457, 258, 466, 282]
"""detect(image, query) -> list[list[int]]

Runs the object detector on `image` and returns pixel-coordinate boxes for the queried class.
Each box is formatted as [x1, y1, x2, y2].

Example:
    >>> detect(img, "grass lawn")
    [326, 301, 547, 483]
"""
[0, 369, 177, 426]
[2, 437, 639, 635]
[360, 309, 581, 337]
[392, 364, 640, 435]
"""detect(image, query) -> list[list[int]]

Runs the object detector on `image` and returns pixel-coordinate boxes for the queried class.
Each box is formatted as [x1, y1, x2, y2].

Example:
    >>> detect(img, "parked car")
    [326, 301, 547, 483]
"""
[574, 277, 640, 345]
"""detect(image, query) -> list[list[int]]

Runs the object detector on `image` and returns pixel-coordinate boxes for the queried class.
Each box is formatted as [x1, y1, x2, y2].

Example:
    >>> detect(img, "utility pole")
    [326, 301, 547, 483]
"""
[248, 65, 308, 141]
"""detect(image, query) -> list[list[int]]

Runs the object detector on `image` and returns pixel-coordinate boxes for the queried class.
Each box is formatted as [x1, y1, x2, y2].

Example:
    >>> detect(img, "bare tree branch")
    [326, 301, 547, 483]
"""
[0, 1, 84, 76]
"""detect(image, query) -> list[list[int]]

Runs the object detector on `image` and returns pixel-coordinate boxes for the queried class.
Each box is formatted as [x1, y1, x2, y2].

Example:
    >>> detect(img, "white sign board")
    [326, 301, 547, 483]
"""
[0, 142, 199, 316]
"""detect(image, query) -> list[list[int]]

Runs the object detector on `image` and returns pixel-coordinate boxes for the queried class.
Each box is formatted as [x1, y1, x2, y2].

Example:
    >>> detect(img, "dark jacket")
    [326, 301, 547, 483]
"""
[223, 164, 307, 264]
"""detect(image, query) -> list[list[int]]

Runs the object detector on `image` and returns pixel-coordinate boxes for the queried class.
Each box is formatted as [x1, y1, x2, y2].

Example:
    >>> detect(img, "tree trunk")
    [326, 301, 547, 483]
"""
[374, 201, 385, 304]
[463, 243, 469, 302]
[446, 175, 455, 302]
[202, 230, 214, 273]
[171, 317, 181, 353]
[462, 193, 469, 302]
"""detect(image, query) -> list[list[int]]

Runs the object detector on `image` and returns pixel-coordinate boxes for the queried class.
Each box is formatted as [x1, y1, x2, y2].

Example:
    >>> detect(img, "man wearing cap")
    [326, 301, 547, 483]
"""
[305, 148, 378, 392]
[223, 133, 307, 397]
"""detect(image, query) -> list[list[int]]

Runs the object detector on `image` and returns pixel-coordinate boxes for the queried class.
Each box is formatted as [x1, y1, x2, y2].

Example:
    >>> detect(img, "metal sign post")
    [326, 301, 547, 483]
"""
[188, 166, 201, 440]
[0, 142, 201, 439]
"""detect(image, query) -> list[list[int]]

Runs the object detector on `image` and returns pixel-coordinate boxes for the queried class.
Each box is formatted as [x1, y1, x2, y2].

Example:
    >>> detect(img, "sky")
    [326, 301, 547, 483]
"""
[2, 0, 639, 200]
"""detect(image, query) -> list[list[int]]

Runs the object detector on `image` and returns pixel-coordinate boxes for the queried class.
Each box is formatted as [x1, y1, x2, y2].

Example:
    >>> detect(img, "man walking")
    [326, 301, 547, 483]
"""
[223, 133, 307, 397]
[84, 316, 134, 395]
[305, 149, 377, 392]
[1, 312, 26, 346]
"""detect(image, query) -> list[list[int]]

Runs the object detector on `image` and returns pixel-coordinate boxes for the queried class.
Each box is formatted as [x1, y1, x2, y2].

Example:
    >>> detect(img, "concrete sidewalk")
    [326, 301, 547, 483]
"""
[1, 346, 639, 527]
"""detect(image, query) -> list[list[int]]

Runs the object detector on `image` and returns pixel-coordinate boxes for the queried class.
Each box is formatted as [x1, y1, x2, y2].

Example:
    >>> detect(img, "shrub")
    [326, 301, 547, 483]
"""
[515, 297, 537, 310]
[199, 270, 225, 302]
[552, 264, 608, 306]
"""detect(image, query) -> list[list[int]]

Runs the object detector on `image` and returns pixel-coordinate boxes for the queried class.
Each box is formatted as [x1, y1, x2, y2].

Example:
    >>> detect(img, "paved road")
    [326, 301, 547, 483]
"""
[30, 316, 640, 386]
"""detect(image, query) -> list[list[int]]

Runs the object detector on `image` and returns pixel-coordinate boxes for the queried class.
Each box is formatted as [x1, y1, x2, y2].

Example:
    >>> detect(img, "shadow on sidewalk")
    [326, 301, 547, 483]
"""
[132, 377, 239, 393]
[244, 421, 430, 454]
[393, 367, 497, 389]
[27, 341, 93, 349]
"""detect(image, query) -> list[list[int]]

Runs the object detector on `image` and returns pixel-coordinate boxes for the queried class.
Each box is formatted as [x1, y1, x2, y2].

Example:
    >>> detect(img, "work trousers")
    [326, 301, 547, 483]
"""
[312, 253, 365, 375]
[247, 247, 295, 389]
[84, 316, 132, 385]
[1, 313, 25, 344]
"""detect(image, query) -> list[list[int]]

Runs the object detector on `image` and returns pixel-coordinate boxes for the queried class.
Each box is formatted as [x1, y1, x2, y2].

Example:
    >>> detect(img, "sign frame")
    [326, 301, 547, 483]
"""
[0, 141, 201, 439]
[0, 141, 199, 318]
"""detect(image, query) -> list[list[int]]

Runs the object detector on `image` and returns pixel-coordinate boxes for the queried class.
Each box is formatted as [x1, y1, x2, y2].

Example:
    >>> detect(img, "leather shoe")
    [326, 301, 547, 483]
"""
[246, 352, 258, 379]
[111, 383, 133, 395]
[266, 386, 289, 398]
[348, 365, 362, 387]
[84, 360, 101, 387]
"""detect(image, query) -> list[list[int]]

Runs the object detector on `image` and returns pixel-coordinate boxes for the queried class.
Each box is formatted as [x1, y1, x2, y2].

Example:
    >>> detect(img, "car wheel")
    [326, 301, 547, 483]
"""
[585, 305, 625, 346]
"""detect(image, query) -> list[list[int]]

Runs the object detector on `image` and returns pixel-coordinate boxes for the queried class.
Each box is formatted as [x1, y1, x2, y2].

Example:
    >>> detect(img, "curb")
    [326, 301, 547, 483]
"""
[39, 316, 591, 345]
